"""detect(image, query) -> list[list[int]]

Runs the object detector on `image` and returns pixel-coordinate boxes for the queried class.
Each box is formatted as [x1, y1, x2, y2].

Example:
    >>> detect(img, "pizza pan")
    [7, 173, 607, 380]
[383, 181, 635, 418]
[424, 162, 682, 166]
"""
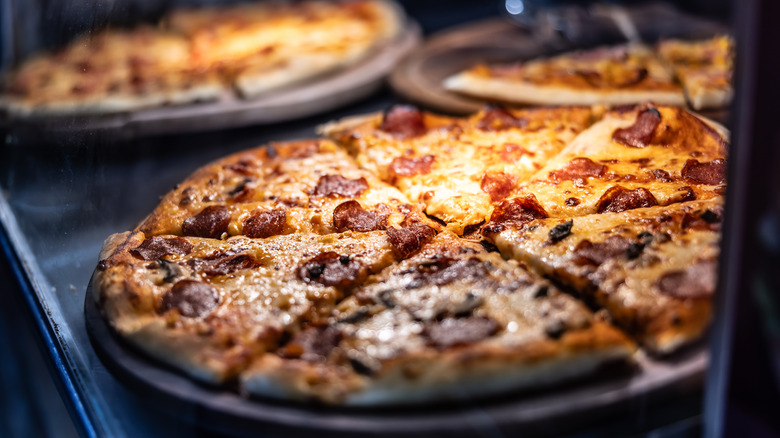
[85, 278, 707, 438]
[0, 23, 421, 141]
[389, 4, 729, 119]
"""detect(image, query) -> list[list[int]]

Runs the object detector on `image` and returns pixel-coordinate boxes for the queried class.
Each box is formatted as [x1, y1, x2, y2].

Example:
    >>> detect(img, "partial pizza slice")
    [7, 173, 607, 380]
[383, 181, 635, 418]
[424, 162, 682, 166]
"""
[0, 27, 223, 116]
[322, 105, 598, 234]
[493, 104, 727, 221]
[444, 44, 685, 107]
[92, 229, 400, 384]
[483, 199, 722, 354]
[138, 139, 432, 239]
[657, 35, 734, 110]
[240, 232, 634, 405]
[167, 0, 404, 98]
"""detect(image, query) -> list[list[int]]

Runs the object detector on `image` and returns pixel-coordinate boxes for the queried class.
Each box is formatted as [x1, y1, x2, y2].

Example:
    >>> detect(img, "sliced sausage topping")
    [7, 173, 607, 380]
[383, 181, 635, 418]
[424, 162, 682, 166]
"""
[181, 206, 230, 238]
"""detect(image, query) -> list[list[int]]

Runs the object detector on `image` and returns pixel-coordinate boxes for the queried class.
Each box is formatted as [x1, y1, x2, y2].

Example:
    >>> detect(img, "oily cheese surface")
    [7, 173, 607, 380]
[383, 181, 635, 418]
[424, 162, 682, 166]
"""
[94, 103, 727, 406]
[322, 105, 599, 234]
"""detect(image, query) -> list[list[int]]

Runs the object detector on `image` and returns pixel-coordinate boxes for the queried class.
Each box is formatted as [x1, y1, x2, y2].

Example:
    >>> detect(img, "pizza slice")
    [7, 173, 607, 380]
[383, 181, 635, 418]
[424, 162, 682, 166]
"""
[0, 27, 223, 116]
[444, 44, 686, 107]
[138, 139, 433, 239]
[241, 232, 634, 404]
[322, 105, 598, 234]
[92, 229, 401, 384]
[657, 35, 734, 110]
[167, 0, 404, 98]
[482, 199, 721, 354]
[493, 104, 727, 221]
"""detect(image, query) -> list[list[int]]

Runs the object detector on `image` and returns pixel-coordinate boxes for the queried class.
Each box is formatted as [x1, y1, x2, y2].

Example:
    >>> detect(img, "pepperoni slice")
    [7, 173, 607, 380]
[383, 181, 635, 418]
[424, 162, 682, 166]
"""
[483, 195, 549, 234]
[595, 186, 658, 213]
[480, 172, 517, 202]
[188, 253, 261, 277]
[161, 280, 219, 318]
[279, 326, 342, 362]
[476, 106, 528, 131]
[313, 175, 369, 198]
[181, 206, 230, 238]
[549, 157, 607, 182]
[243, 209, 286, 238]
[425, 317, 499, 349]
[386, 224, 437, 259]
[297, 252, 363, 288]
[130, 236, 193, 261]
[332, 201, 386, 232]
[380, 105, 427, 139]
[612, 108, 662, 148]
[657, 260, 717, 299]
[573, 236, 631, 266]
[681, 159, 726, 185]
[388, 155, 435, 180]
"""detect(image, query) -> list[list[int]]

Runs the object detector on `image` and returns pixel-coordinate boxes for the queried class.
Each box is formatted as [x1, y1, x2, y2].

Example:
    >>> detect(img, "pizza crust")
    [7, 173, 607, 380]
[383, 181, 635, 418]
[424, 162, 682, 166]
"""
[444, 73, 687, 107]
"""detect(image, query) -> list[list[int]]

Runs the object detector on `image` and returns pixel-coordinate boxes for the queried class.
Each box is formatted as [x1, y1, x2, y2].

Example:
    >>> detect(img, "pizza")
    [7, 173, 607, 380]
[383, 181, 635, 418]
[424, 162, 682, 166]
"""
[93, 102, 726, 405]
[657, 35, 734, 110]
[321, 105, 601, 234]
[0, 0, 404, 116]
[444, 44, 686, 107]
[0, 27, 223, 116]
[444, 38, 734, 111]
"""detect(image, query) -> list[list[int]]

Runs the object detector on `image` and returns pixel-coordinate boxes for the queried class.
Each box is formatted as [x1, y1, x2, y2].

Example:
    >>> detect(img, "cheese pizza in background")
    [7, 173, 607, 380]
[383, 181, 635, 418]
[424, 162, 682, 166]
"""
[0, 0, 405, 116]
[445, 37, 734, 111]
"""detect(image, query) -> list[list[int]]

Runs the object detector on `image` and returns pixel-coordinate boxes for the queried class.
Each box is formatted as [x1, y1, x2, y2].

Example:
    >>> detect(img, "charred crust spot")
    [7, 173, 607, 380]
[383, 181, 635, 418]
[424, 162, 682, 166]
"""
[424, 316, 499, 349]
[313, 175, 369, 198]
[225, 160, 256, 176]
[480, 172, 517, 202]
[161, 280, 219, 318]
[182, 206, 230, 238]
[533, 285, 549, 299]
[157, 259, 182, 283]
[484, 195, 548, 234]
[625, 242, 644, 259]
[657, 260, 717, 299]
[612, 108, 662, 148]
[701, 209, 720, 223]
[549, 220, 573, 243]
[549, 157, 607, 183]
[227, 178, 254, 200]
[386, 224, 437, 259]
[380, 105, 427, 139]
[333, 200, 387, 232]
[130, 236, 193, 261]
[595, 186, 658, 213]
[681, 208, 722, 231]
[681, 159, 727, 185]
[279, 326, 342, 362]
[476, 106, 529, 131]
[388, 155, 435, 180]
[297, 251, 363, 288]
[565, 197, 581, 207]
[243, 209, 286, 238]
[265, 145, 279, 159]
[544, 320, 567, 339]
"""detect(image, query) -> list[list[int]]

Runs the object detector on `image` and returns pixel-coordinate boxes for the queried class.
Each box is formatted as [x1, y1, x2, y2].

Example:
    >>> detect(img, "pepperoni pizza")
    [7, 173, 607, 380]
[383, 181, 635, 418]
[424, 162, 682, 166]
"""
[93, 102, 726, 405]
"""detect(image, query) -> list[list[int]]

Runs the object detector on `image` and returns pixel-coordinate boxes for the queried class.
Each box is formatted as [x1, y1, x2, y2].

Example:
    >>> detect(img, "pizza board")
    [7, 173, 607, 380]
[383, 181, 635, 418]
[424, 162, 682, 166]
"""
[0, 24, 421, 141]
[84, 277, 707, 438]
[389, 4, 730, 120]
